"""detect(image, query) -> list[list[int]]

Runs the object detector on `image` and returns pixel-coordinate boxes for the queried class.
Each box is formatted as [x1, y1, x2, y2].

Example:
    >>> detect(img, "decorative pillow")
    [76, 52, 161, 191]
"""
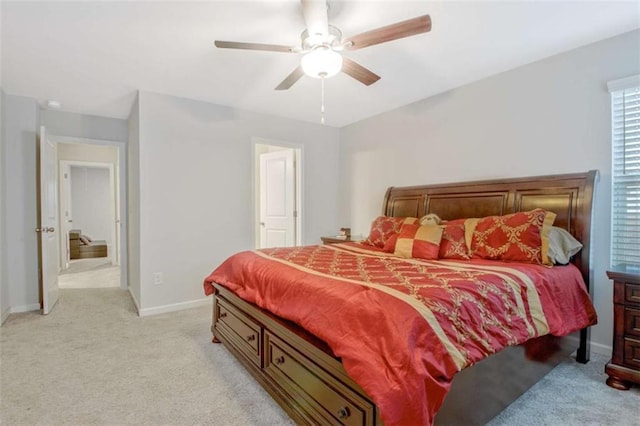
[439, 220, 471, 260]
[383, 234, 399, 252]
[394, 224, 444, 260]
[547, 226, 582, 265]
[79, 235, 90, 245]
[465, 209, 556, 265]
[363, 216, 419, 248]
[419, 213, 442, 226]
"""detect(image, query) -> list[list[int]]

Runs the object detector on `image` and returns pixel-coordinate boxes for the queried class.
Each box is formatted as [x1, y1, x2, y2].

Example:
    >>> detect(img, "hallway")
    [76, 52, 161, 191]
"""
[59, 258, 120, 289]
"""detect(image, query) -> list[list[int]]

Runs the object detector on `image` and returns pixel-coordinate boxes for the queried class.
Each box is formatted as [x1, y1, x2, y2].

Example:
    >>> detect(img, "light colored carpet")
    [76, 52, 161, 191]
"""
[59, 259, 120, 289]
[61, 258, 113, 274]
[1, 289, 638, 426]
[0, 289, 294, 426]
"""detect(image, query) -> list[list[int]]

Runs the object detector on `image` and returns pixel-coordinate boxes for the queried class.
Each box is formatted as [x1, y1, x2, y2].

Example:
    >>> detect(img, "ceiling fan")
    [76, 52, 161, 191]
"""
[214, 0, 432, 90]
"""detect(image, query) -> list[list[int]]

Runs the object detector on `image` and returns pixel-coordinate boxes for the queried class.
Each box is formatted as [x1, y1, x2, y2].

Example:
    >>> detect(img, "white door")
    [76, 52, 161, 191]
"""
[259, 150, 295, 248]
[38, 126, 60, 314]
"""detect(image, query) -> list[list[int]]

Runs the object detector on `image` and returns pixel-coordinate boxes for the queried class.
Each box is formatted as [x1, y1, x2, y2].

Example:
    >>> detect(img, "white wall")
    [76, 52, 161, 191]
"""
[69, 166, 113, 252]
[339, 29, 640, 353]
[41, 109, 128, 143]
[0, 8, 6, 322]
[133, 91, 341, 315]
[2, 94, 39, 313]
[0, 89, 8, 323]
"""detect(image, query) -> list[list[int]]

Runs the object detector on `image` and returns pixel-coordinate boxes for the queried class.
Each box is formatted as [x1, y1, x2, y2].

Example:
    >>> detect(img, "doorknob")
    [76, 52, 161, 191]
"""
[260, 222, 265, 226]
[45, 227, 55, 233]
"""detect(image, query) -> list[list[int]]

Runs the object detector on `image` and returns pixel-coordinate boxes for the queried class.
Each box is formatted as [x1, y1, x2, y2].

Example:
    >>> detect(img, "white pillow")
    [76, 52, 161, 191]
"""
[548, 227, 583, 265]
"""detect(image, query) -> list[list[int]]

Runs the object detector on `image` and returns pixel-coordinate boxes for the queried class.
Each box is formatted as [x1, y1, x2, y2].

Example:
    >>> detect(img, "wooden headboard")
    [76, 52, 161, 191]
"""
[382, 170, 598, 289]
[382, 171, 598, 361]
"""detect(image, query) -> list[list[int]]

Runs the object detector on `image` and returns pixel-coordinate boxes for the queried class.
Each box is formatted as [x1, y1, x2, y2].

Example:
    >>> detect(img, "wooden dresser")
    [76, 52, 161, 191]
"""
[605, 265, 640, 390]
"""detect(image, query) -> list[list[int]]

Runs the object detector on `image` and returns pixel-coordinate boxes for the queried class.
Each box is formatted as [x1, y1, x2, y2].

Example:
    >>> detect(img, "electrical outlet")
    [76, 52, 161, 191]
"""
[153, 272, 163, 286]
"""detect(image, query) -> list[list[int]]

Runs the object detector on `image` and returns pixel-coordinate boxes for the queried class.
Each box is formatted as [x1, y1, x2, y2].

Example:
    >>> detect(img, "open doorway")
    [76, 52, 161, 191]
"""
[254, 139, 302, 249]
[55, 140, 126, 289]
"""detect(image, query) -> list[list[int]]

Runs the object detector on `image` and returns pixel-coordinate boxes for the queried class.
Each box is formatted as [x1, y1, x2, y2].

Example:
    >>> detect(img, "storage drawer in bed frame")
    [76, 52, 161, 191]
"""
[265, 331, 374, 425]
[212, 285, 380, 426]
[215, 298, 262, 368]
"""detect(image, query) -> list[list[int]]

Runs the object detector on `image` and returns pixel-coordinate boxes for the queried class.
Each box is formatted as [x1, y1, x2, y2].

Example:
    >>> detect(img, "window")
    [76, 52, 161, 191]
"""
[608, 75, 640, 267]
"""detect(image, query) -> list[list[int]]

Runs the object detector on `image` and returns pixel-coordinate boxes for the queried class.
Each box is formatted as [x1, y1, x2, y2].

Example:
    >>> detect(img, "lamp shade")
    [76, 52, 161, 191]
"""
[301, 47, 343, 79]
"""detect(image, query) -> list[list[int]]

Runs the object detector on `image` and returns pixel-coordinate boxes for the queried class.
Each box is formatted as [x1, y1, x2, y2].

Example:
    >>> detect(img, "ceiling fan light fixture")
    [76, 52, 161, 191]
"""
[301, 46, 343, 79]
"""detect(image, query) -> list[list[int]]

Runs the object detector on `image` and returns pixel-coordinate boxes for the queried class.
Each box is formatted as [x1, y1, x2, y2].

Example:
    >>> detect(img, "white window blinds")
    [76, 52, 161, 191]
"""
[609, 75, 640, 267]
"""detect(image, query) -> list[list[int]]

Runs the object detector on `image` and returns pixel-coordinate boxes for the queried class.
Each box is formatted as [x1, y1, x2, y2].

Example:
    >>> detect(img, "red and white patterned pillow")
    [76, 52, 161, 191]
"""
[438, 220, 470, 260]
[465, 209, 556, 265]
[363, 216, 419, 248]
[393, 223, 443, 260]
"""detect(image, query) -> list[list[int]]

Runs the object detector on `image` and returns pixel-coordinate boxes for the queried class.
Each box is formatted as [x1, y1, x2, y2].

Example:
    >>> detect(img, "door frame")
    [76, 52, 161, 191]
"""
[59, 160, 117, 267]
[252, 138, 303, 248]
[51, 135, 128, 290]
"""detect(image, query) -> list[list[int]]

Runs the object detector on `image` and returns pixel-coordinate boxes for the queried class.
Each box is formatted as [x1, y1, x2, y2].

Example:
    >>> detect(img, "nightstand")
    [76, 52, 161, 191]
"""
[320, 236, 363, 245]
[605, 265, 640, 390]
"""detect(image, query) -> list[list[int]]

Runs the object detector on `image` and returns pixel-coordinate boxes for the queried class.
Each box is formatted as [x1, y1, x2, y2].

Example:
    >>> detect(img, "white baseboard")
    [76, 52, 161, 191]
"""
[128, 287, 140, 314]
[590, 340, 612, 357]
[1, 306, 10, 325]
[10, 303, 41, 314]
[565, 333, 611, 357]
[1, 303, 42, 325]
[138, 297, 210, 317]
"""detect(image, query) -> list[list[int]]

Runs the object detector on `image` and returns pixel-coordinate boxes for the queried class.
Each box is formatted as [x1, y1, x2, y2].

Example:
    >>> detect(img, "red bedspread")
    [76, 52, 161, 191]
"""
[203, 243, 596, 426]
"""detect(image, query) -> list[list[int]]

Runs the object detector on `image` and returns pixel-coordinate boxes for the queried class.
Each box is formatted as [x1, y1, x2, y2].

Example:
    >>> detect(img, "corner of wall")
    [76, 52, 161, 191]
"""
[127, 93, 141, 306]
[0, 88, 6, 322]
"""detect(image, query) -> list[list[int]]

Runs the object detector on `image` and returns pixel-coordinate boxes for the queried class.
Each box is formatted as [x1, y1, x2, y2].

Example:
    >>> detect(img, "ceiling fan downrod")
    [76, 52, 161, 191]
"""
[321, 76, 326, 125]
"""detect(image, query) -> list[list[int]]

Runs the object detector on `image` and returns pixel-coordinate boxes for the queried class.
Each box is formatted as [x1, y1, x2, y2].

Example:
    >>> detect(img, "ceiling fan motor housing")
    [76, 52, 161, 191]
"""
[301, 25, 342, 51]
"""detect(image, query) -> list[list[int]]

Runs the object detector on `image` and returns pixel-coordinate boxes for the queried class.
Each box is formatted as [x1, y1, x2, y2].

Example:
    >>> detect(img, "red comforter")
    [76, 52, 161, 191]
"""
[203, 243, 596, 426]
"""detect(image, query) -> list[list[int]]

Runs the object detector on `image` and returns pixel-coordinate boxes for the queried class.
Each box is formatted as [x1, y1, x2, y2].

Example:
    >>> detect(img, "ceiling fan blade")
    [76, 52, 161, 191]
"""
[214, 40, 294, 53]
[275, 66, 305, 90]
[301, 0, 329, 38]
[344, 15, 431, 51]
[342, 58, 380, 86]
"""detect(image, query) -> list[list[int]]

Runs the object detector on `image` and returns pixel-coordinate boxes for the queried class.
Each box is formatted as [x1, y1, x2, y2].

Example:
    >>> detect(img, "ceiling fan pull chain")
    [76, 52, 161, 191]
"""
[321, 76, 325, 125]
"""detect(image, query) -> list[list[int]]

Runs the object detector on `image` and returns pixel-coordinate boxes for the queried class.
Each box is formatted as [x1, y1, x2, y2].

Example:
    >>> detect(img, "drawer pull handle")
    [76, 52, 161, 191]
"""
[274, 356, 285, 365]
[220, 312, 227, 318]
[246, 334, 256, 342]
[337, 407, 350, 420]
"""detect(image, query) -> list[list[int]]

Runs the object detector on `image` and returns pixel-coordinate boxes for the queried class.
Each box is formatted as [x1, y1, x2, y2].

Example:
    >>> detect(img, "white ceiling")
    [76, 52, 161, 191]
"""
[2, 1, 639, 128]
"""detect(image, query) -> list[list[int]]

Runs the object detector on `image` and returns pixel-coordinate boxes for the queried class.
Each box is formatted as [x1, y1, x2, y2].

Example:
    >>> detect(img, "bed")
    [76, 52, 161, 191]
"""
[204, 170, 598, 425]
